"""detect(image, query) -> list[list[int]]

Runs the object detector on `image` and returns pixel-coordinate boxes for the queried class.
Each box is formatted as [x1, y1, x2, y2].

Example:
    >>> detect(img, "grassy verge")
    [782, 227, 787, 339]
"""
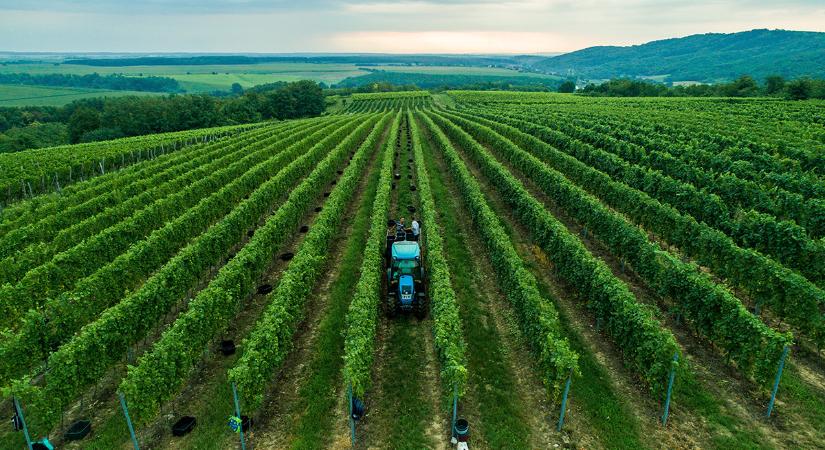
[75, 405, 135, 450]
[370, 316, 436, 448]
[533, 275, 649, 449]
[776, 366, 825, 444]
[672, 371, 771, 449]
[394, 115, 413, 219]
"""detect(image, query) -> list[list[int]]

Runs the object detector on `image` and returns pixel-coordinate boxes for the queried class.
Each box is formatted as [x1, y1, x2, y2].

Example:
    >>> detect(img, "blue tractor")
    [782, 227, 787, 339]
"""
[385, 230, 427, 318]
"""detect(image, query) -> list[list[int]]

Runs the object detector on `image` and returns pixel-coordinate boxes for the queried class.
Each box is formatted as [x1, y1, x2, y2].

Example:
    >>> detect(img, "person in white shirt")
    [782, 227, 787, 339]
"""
[411, 217, 420, 241]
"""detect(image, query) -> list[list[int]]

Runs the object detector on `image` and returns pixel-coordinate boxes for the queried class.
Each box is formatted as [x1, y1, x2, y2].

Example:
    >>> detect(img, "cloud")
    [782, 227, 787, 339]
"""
[331, 31, 574, 53]
[0, 0, 500, 14]
[0, 0, 823, 52]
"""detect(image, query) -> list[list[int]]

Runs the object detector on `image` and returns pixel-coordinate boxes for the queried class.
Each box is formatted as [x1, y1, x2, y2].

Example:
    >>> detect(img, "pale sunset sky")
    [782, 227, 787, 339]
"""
[1, 0, 824, 53]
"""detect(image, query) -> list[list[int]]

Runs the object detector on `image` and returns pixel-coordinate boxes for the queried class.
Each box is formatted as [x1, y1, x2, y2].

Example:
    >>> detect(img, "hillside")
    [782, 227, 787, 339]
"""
[532, 29, 825, 82]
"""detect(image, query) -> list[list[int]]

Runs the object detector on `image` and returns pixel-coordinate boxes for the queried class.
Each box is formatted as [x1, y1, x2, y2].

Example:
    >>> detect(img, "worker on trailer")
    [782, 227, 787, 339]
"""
[396, 217, 407, 239]
[411, 216, 420, 241]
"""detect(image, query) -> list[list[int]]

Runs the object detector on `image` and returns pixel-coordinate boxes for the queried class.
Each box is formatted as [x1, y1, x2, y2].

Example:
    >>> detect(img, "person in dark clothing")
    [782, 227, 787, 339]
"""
[396, 217, 406, 240]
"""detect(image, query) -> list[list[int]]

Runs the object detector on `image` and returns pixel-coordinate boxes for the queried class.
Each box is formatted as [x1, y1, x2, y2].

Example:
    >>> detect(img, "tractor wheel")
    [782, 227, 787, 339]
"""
[386, 295, 398, 318]
[414, 293, 428, 319]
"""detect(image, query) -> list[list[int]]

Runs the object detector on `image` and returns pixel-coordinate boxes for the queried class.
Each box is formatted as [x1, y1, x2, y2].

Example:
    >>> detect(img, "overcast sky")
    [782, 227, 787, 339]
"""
[1, 1, 824, 53]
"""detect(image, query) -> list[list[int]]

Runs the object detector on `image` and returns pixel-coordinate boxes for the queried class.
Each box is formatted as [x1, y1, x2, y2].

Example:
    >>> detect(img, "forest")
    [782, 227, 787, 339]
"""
[576, 75, 825, 99]
[334, 69, 561, 90]
[0, 73, 182, 92]
[0, 80, 324, 152]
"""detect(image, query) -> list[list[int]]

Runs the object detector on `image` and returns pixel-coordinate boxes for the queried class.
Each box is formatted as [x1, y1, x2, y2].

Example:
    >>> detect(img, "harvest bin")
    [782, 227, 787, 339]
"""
[257, 284, 273, 295]
[220, 340, 236, 356]
[351, 397, 365, 420]
[172, 416, 197, 436]
[241, 415, 252, 432]
[64, 419, 92, 441]
[454, 418, 469, 442]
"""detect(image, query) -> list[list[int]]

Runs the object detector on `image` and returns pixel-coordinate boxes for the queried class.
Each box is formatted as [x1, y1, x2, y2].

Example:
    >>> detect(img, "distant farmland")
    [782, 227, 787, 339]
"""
[0, 61, 552, 102]
[0, 84, 161, 106]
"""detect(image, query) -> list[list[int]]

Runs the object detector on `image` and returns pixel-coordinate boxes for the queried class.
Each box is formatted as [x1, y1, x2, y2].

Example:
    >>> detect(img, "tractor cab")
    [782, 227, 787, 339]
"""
[385, 240, 427, 318]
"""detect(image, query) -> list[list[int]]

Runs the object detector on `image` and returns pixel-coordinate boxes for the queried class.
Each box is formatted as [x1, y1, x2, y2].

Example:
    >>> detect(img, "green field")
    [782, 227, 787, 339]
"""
[0, 62, 368, 92]
[0, 62, 554, 96]
[0, 62, 563, 107]
[0, 84, 161, 106]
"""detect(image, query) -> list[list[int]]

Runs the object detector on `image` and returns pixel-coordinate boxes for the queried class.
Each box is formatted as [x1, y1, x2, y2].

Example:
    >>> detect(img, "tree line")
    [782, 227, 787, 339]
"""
[0, 80, 324, 153]
[63, 54, 523, 68]
[565, 75, 825, 99]
[334, 70, 561, 91]
[0, 73, 182, 93]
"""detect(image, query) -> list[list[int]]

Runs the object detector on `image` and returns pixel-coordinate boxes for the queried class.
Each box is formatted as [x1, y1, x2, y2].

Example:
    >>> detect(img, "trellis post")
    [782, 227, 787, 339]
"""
[232, 382, 247, 450]
[557, 369, 573, 431]
[661, 353, 678, 426]
[766, 345, 790, 418]
[347, 384, 356, 448]
[118, 393, 140, 450]
[451, 384, 458, 438]
[13, 397, 33, 450]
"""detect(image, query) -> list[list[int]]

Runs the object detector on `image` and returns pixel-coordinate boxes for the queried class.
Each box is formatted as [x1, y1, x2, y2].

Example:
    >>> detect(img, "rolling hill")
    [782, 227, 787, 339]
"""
[532, 29, 825, 82]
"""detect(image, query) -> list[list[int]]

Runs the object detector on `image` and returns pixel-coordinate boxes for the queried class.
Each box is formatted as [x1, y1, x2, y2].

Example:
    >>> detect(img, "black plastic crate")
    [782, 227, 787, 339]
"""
[64, 419, 92, 441]
[172, 416, 196, 437]
[220, 340, 236, 356]
[257, 284, 273, 295]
